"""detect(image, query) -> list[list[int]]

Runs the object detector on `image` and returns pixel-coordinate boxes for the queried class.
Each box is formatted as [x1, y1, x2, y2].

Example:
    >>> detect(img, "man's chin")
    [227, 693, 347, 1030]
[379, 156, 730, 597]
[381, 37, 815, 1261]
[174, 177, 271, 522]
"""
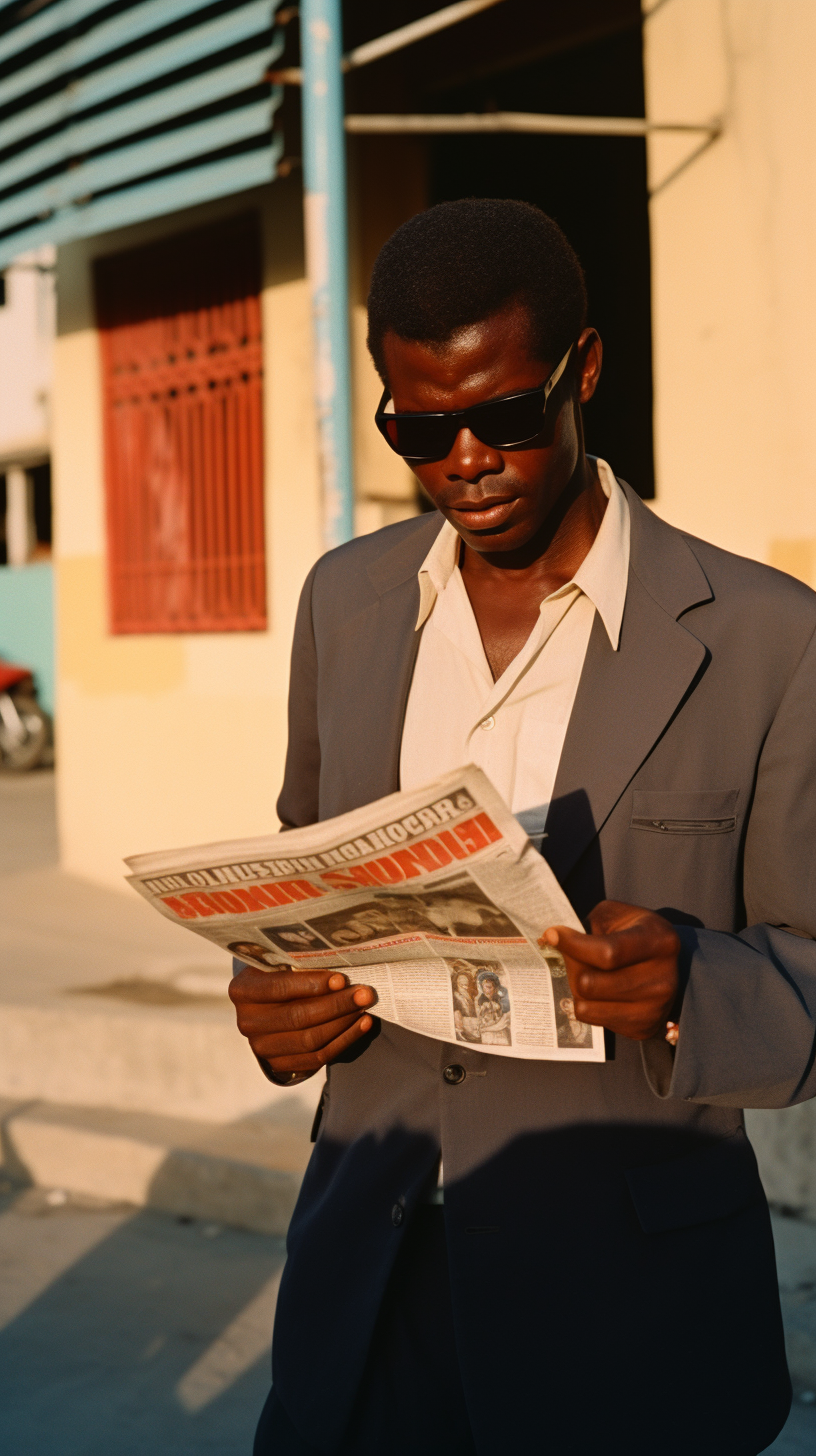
[453, 519, 538, 553]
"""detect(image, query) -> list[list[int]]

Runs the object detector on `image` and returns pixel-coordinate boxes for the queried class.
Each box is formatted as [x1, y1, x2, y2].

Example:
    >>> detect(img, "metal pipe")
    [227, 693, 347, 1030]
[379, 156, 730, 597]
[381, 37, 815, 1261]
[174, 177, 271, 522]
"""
[344, 111, 721, 138]
[300, 0, 354, 549]
[271, 0, 509, 85]
[344, 0, 508, 71]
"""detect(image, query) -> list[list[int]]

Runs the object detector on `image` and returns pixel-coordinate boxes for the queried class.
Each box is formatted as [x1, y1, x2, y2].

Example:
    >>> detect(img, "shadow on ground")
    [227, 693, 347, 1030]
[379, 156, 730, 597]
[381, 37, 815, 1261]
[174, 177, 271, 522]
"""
[0, 1186, 280, 1454]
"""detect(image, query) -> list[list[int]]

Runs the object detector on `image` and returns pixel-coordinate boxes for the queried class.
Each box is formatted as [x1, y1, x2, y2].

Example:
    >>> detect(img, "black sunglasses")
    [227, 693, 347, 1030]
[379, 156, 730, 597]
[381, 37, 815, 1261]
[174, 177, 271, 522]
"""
[375, 345, 573, 460]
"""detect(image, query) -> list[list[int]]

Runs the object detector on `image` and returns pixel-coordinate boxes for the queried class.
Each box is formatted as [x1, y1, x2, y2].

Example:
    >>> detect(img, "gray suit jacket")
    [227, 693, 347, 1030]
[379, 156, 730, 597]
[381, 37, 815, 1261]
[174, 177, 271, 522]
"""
[272, 484, 816, 1454]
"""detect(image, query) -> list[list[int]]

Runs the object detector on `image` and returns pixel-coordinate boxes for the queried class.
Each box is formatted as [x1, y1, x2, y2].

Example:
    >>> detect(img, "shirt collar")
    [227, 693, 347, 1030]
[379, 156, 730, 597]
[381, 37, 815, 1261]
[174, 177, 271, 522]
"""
[415, 458, 630, 650]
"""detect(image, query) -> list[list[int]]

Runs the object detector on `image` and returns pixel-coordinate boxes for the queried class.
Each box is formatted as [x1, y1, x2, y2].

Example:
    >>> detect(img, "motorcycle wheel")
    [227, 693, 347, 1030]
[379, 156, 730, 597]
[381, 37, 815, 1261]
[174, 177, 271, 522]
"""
[0, 694, 52, 772]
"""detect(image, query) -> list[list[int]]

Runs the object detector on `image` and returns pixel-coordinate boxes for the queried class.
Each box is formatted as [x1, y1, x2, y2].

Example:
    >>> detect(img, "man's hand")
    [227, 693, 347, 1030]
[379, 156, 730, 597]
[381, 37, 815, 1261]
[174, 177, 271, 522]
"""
[542, 901, 680, 1042]
[229, 966, 376, 1078]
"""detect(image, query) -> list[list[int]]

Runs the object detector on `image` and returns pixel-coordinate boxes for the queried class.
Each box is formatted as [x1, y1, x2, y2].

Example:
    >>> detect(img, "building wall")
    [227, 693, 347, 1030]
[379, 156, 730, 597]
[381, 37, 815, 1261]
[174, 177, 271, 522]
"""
[54, 174, 417, 887]
[644, 0, 816, 582]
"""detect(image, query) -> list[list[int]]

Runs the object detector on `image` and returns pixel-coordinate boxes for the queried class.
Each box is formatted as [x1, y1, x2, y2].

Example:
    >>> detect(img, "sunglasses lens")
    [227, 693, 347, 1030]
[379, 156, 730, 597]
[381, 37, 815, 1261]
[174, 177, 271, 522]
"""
[471, 392, 545, 446]
[380, 385, 547, 457]
[384, 416, 457, 459]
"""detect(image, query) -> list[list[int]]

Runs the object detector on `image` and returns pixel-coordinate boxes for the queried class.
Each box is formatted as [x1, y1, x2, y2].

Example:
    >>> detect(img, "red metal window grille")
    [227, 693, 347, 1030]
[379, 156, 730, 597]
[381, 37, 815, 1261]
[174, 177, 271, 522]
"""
[94, 213, 267, 634]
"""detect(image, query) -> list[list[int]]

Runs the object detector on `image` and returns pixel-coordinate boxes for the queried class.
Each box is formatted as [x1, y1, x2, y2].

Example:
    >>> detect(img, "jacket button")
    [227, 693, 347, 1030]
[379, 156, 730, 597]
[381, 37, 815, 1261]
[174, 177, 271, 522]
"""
[443, 1063, 466, 1085]
[391, 1202, 404, 1227]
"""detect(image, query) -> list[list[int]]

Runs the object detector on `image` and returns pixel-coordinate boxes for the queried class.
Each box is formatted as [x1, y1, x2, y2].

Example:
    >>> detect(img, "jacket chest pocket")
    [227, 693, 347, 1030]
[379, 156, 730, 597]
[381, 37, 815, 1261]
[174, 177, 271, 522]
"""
[631, 789, 738, 835]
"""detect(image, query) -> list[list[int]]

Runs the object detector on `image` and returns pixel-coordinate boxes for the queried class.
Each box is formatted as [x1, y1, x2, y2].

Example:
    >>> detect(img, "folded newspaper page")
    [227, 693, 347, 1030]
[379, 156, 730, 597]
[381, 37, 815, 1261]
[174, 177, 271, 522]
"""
[125, 766, 604, 1062]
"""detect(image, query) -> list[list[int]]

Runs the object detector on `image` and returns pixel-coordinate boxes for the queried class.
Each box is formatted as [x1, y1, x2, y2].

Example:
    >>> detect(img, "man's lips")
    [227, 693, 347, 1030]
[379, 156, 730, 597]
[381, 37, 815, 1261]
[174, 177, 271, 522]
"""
[446, 496, 518, 530]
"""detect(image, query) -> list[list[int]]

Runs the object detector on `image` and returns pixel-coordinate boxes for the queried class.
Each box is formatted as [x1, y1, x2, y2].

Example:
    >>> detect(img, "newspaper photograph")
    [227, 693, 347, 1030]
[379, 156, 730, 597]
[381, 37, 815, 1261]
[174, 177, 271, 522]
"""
[125, 766, 604, 1062]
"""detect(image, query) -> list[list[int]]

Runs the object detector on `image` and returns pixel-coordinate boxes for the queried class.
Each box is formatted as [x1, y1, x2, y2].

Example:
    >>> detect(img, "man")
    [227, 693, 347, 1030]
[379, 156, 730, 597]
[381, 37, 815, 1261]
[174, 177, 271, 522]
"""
[558, 993, 593, 1048]
[230, 199, 816, 1455]
[450, 964, 479, 1043]
[321, 905, 396, 945]
[265, 926, 329, 953]
[474, 969, 511, 1046]
[226, 939, 279, 969]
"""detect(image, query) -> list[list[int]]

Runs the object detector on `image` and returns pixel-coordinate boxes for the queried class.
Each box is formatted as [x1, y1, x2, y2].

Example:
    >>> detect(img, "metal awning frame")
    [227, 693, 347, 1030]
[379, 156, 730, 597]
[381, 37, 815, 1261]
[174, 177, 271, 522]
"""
[342, 110, 721, 141]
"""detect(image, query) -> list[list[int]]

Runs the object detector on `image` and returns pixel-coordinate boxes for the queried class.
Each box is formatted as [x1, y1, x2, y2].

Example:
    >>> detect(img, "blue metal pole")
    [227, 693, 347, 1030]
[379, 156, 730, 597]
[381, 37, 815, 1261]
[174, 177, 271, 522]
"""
[300, 0, 354, 549]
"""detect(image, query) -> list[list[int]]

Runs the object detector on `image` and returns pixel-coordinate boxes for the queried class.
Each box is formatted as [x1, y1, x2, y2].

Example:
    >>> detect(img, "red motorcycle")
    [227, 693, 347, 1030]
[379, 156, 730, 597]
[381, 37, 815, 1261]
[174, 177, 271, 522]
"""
[0, 659, 52, 771]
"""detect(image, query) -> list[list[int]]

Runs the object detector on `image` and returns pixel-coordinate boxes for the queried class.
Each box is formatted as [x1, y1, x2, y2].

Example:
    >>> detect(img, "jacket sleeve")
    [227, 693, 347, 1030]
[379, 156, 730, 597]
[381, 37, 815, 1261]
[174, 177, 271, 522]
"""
[276, 562, 322, 831]
[645, 623, 816, 1108]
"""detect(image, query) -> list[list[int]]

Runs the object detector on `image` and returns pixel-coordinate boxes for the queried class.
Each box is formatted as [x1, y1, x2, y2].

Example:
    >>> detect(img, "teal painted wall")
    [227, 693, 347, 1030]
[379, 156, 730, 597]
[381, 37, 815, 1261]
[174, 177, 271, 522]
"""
[0, 563, 55, 715]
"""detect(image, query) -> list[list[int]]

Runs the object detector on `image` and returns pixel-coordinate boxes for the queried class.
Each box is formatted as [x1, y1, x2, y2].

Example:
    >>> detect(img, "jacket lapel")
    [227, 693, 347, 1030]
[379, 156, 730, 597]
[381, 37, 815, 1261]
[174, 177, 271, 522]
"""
[543, 486, 714, 886]
[323, 514, 444, 814]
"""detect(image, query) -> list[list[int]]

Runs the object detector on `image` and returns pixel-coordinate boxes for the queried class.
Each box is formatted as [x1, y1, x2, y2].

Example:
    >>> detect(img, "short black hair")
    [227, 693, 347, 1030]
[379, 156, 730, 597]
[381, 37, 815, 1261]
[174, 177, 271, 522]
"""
[367, 198, 587, 383]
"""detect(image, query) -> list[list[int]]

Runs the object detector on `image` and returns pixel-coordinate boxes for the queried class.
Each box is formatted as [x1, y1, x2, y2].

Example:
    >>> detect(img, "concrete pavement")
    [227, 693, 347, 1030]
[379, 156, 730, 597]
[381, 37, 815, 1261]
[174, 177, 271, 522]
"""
[0, 1182, 281, 1454]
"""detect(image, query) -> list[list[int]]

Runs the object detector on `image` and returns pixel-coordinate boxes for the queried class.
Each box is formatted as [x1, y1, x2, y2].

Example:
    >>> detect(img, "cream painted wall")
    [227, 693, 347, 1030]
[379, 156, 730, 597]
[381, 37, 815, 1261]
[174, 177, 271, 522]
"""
[53, 181, 324, 886]
[644, 0, 816, 583]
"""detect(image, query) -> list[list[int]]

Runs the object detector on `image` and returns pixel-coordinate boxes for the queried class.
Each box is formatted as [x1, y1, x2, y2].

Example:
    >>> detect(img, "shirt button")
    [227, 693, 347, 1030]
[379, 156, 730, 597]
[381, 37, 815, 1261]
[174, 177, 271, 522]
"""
[443, 1063, 466, 1085]
[480, 716, 495, 731]
[391, 1202, 404, 1227]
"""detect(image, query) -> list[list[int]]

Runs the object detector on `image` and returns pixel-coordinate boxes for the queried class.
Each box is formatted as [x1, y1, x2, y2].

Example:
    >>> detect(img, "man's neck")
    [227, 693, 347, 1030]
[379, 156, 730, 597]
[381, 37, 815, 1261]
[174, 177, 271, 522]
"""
[452, 451, 609, 682]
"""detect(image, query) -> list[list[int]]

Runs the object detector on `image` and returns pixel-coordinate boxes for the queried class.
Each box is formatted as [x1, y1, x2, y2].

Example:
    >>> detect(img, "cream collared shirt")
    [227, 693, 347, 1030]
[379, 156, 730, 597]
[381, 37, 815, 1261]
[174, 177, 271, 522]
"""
[399, 460, 630, 821]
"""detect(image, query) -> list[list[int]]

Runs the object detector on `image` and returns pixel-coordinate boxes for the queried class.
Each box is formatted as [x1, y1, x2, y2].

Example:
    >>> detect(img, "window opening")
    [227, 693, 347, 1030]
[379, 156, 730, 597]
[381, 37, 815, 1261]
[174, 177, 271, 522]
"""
[94, 212, 266, 634]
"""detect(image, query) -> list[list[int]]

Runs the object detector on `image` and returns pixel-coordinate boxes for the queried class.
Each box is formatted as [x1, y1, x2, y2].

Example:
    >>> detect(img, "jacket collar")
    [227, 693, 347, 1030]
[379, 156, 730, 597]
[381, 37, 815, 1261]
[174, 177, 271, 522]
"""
[624, 481, 713, 621]
[365, 511, 445, 598]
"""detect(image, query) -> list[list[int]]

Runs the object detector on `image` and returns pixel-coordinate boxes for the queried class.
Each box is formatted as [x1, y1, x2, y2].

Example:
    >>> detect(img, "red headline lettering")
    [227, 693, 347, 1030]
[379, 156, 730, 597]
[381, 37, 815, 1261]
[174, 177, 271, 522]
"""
[315, 814, 501, 891]
[159, 814, 501, 922]
[161, 878, 325, 921]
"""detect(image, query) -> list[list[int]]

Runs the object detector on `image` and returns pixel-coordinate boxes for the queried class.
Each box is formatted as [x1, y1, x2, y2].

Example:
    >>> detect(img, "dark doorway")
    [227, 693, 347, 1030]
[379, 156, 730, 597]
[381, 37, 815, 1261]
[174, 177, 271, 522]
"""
[427, 25, 654, 498]
[31, 462, 52, 553]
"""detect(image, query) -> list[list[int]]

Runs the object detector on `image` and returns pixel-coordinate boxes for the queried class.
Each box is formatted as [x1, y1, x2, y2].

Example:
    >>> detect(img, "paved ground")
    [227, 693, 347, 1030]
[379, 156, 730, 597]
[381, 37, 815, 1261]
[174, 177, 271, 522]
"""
[0, 769, 229, 1010]
[767, 1215, 816, 1453]
[0, 769, 311, 1125]
[1, 771, 815, 1453]
[0, 1183, 282, 1455]
[0, 767, 58, 874]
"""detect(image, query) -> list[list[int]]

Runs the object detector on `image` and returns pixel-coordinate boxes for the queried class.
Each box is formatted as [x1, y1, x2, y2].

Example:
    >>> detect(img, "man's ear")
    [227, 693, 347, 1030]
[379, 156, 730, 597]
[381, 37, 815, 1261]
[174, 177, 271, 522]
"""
[576, 328, 603, 406]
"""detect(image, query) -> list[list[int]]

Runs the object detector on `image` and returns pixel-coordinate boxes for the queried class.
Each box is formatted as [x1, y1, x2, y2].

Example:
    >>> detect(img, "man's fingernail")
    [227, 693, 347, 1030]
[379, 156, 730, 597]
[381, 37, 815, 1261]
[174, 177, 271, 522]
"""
[544, 929, 558, 945]
[353, 987, 373, 1005]
[359, 1016, 372, 1032]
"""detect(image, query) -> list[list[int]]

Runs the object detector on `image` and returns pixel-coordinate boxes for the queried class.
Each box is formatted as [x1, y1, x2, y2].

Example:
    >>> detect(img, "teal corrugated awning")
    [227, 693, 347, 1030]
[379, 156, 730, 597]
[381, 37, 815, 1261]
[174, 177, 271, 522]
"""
[0, 0, 283, 265]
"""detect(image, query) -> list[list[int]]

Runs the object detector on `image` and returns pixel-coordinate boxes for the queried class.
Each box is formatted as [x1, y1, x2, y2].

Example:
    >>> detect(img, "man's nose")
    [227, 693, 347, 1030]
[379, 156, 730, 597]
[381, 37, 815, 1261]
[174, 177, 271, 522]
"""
[444, 427, 503, 481]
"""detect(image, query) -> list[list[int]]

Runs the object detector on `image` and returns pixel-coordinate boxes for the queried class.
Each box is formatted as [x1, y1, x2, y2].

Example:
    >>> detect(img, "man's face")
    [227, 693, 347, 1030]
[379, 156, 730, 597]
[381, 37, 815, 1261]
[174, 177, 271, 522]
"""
[382, 304, 601, 556]
[457, 974, 470, 992]
[483, 978, 497, 999]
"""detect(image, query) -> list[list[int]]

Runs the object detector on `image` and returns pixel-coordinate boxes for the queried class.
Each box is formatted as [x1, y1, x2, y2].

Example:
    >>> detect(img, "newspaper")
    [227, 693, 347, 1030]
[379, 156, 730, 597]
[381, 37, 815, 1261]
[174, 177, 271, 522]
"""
[125, 766, 604, 1063]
